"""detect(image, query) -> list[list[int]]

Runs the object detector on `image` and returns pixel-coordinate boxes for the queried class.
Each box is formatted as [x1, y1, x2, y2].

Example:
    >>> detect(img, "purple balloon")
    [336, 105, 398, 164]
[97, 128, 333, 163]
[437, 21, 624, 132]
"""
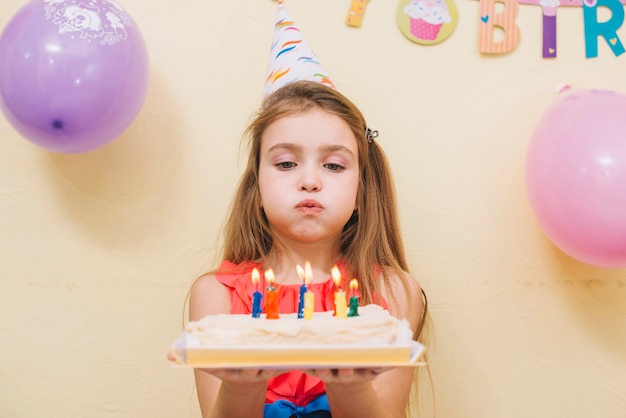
[0, 0, 149, 153]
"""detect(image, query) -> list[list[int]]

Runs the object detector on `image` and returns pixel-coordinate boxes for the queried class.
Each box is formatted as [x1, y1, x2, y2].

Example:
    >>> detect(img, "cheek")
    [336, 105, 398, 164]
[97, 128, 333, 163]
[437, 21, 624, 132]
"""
[257, 182, 267, 208]
[257, 175, 280, 209]
[340, 176, 360, 211]
[257, 167, 271, 200]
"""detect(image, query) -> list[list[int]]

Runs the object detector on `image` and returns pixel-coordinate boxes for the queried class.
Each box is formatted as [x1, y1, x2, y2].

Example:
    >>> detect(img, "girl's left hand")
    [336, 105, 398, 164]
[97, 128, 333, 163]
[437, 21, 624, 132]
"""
[302, 367, 389, 383]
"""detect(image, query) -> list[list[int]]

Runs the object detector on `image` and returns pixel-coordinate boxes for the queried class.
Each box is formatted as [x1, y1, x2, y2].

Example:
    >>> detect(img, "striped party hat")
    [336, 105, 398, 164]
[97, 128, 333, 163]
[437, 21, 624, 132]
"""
[263, 1, 335, 97]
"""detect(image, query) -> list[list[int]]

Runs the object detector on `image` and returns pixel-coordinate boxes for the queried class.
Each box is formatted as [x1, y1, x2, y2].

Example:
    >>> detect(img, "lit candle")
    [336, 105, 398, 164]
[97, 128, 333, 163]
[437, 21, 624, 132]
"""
[251, 268, 263, 318]
[296, 263, 307, 318]
[264, 268, 280, 319]
[331, 265, 347, 319]
[303, 262, 315, 320]
[347, 278, 359, 317]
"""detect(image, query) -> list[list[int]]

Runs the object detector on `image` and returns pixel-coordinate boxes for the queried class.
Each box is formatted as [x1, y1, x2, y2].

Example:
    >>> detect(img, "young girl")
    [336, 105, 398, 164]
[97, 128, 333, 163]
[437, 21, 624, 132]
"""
[184, 80, 428, 418]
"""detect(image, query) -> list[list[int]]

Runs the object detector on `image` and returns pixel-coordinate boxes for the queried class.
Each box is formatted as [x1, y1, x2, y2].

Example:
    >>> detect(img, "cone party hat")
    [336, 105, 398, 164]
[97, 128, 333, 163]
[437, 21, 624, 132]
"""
[263, 1, 335, 97]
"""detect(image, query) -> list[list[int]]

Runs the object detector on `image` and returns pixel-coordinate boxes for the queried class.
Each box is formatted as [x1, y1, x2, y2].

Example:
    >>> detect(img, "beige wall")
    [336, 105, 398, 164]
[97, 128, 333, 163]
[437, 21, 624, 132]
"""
[1, 1, 625, 417]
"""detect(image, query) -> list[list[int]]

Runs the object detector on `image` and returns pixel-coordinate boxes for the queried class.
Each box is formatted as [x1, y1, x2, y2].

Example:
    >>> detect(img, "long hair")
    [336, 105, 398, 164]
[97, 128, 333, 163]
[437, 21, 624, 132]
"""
[198, 80, 433, 417]
[220, 80, 426, 338]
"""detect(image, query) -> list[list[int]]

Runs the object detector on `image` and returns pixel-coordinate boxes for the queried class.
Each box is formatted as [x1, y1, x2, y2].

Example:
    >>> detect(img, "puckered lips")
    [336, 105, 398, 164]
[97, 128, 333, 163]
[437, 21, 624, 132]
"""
[295, 199, 324, 215]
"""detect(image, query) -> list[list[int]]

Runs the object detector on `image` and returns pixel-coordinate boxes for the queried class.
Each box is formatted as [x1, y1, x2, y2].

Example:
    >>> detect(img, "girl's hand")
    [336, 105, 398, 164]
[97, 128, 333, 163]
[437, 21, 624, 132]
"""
[167, 350, 281, 383]
[196, 367, 282, 383]
[303, 367, 389, 383]
[166, 350, 178, 362]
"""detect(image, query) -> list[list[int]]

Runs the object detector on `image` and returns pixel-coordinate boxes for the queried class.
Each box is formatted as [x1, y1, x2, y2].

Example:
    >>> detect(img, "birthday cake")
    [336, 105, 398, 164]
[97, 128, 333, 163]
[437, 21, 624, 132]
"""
[170, 304, 423, 367]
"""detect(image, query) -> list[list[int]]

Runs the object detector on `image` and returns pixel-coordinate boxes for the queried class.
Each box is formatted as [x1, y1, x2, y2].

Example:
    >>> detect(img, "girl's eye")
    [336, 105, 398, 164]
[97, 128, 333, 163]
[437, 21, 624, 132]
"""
[276, 161, 296, 170]
[324, 163, 344, 172]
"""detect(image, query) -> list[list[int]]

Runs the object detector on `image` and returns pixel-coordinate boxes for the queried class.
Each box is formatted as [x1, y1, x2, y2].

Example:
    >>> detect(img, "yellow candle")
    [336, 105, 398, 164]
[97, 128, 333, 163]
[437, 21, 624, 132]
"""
[303, 262, 315, 319]
[303, 291, 315, 320]
[331, 265, 347, 319]
[334, 289, 347, 319]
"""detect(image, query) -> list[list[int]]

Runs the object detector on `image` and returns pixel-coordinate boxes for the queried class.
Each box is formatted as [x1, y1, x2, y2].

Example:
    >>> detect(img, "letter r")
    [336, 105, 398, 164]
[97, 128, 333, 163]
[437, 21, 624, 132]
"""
[583, 0, 625, 58]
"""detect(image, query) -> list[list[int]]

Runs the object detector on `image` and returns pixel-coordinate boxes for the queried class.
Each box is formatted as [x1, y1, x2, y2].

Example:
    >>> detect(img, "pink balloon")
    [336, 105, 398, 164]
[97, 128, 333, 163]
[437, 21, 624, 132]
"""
[0, 0, 149, 154]
[526, 89, 626, 268]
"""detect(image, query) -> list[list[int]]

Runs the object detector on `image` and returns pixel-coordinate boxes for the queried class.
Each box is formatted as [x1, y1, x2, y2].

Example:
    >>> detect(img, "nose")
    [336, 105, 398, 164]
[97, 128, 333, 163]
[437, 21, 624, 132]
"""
[298, 167, 322, 192]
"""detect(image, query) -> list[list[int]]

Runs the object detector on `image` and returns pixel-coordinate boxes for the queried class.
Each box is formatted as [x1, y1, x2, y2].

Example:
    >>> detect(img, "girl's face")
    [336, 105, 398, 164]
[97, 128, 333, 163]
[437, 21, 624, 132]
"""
[258, 108, 360, 247]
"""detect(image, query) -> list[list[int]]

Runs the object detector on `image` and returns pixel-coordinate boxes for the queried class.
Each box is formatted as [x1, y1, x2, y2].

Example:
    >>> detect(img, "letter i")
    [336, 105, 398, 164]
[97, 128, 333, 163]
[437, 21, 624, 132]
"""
[478, 0, 521, 54]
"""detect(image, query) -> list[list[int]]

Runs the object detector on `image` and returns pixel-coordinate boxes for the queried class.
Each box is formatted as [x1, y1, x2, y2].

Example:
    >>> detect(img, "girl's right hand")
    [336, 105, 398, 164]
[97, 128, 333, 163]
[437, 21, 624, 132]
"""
[197, 367, 282, 383]
[167, 350, 280, 383]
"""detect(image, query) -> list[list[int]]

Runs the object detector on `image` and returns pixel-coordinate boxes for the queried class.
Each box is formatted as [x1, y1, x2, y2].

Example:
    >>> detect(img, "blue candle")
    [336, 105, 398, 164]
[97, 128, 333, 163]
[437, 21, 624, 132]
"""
[296, 262, 313, 319]
[252, 291, 263, 318]
[251, 268, 263, 318]
[297, 284, 306, 318]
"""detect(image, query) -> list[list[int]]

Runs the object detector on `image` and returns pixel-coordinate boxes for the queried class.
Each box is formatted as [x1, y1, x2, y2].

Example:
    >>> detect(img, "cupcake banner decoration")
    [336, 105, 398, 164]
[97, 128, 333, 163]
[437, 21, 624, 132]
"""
[296, 0, 626, 58]
[397, 0, 458, 45]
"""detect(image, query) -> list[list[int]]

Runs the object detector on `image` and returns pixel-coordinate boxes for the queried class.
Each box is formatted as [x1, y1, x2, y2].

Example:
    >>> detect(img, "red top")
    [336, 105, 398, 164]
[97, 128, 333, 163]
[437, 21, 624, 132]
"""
[214, 259, 387, 406]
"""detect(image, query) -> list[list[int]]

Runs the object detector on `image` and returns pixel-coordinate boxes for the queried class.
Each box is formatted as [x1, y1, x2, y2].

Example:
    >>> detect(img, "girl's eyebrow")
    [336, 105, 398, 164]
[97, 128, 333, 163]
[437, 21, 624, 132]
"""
[266, 142, 302, 154]
[267, 143, 355, 157]
[319, 144, 355, 157]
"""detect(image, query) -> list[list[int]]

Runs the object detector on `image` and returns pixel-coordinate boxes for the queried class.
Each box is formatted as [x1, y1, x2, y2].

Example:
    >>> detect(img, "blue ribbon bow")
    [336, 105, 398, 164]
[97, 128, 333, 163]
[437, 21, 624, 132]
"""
[264, 394, 331, 418]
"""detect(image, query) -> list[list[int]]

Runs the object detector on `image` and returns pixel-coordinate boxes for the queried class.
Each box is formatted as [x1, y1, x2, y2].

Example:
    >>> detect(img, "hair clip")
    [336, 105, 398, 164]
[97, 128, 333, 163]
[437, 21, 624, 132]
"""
[365, 128, 379, 144]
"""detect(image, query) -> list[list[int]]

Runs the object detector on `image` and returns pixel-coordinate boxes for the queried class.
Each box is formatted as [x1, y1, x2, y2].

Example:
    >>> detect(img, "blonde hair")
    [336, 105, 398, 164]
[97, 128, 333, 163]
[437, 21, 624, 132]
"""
[219, 80, 426, 338]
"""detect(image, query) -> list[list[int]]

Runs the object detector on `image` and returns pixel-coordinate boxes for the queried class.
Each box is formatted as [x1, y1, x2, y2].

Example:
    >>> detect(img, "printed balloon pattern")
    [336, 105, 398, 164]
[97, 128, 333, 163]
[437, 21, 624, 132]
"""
[0, 0, 149, 153]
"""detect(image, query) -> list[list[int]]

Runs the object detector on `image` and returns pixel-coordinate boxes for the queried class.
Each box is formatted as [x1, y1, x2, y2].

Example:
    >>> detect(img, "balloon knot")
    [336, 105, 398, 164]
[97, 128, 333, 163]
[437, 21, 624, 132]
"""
[554, 83, 572, 94]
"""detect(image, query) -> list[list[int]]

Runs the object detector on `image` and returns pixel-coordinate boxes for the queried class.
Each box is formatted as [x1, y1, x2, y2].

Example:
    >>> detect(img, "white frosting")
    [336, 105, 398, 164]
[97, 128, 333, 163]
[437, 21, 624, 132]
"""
[185, 304, 413, 347]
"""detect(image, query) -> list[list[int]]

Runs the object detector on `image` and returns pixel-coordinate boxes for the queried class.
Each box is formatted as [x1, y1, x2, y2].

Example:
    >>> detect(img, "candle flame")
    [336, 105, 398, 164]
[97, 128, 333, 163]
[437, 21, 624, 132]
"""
[331, 265, 341, 287]
[265, 268, 275, 284]
[304, 261, 313, 285]
[349, 278, 358, 290]
[296, 262, 313, 285]
[251, 268, 260, 285]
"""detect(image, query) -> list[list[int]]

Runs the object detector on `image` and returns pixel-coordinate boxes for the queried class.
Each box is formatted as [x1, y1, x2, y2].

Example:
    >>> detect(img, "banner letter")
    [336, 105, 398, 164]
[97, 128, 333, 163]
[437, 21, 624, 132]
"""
[583, 0, 625, 58]
[478, 0, 521, 54]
